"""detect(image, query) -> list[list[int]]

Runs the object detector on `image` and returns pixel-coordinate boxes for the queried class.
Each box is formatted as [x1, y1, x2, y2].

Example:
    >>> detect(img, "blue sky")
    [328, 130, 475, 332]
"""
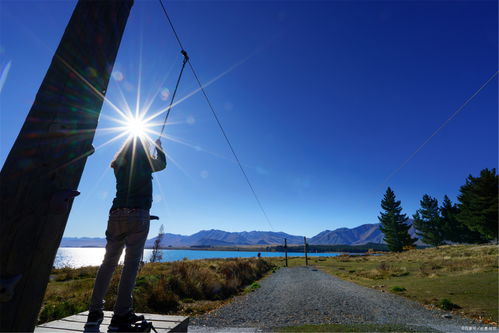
[0, 0, 497, 239]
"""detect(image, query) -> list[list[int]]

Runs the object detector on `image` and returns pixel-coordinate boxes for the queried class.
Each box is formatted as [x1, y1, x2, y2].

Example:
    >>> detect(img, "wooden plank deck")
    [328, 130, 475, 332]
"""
[35, 311, 189, 333]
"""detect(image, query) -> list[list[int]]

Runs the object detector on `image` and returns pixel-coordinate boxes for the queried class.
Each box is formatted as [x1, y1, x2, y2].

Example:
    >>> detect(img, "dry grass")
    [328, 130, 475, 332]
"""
[268, 244, 498, 325]
[39, 258, 274, 324]
[50, 266, 99, 282]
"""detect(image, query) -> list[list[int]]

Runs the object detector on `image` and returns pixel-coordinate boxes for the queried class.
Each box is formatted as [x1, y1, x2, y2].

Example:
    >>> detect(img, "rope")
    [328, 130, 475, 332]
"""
[159, 50, 189, 136]
[157, 0, 274, 231]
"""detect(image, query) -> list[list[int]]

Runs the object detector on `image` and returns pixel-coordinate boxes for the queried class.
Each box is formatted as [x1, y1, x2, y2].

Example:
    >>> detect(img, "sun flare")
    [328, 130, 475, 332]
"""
[122, 114, 151, 139]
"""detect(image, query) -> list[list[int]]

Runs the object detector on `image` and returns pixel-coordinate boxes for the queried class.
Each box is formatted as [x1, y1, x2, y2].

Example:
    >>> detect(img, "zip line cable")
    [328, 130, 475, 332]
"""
[157, 0, 274, 231]
[188, 60, 274, 231]
[384, 70, 498, 184]
[158, 0, 186, 51]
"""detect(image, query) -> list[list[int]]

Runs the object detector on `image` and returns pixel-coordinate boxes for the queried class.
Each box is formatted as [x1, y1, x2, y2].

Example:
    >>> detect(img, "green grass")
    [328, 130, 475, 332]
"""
[244, 281, 261, 293]
[268, 244, 499, 326]
[40, 258, 274, 324]
[276, 323, 438, 332]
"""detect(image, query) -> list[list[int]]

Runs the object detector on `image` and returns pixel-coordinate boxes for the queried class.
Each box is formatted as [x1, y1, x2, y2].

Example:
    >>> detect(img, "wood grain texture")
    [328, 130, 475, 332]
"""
[0, 0, 134, 331]
[35, 312, 189, 333]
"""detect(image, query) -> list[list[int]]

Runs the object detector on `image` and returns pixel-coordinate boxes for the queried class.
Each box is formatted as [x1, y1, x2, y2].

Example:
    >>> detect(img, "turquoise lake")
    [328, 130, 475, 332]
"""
[54, 248, 347, 268]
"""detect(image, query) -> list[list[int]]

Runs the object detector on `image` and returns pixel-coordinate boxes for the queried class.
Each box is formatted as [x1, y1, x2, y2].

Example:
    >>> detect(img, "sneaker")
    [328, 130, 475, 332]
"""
[84, 310, 104, 331]
[108, 311, 150, 332]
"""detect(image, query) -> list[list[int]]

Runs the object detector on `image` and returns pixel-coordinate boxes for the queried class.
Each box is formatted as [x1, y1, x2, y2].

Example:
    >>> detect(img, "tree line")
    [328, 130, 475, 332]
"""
[379, 168, 498, 251]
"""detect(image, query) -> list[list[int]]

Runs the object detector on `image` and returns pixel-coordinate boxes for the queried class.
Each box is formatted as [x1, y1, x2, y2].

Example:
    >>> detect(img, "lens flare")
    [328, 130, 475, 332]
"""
[112, 71, 124, 82]
[160, 88, 170, 101]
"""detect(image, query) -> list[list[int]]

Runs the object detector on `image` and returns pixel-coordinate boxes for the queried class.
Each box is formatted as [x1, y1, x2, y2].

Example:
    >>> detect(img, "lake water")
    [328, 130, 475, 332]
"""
[54, 248, 346, 268]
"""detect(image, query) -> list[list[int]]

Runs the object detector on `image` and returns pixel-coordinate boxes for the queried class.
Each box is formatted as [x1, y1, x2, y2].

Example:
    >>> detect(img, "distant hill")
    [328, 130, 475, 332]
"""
[309, 219, 425, 246]
[61, 220, 426, 248]
[309, 224, 382, 245]
[60, 237, 107, 247]
[145, 230, 304, 248]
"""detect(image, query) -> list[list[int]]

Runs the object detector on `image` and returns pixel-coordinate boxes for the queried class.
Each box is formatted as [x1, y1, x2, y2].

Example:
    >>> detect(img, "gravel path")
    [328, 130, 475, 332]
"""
[190, 266, 495, 332]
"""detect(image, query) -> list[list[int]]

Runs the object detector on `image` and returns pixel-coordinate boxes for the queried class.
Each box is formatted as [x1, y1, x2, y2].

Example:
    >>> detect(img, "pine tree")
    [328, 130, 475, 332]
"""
[150, 224, 165, 263]
[413, 194, 445, 246]
[378, 187, 417, 251]
[440, 195, 486, 244]
[456, 168, 498, 242]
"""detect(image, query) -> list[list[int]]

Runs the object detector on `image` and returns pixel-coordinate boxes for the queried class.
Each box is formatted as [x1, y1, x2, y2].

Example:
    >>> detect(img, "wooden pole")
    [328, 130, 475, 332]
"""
[0, 1, 133, 330]
[304, 236, 308, 266]
[284, 238, 288, 267]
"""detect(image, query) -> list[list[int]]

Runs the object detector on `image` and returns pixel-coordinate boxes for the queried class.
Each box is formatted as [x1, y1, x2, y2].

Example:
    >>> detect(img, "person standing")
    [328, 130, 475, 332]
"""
[85, 137, 166, 332]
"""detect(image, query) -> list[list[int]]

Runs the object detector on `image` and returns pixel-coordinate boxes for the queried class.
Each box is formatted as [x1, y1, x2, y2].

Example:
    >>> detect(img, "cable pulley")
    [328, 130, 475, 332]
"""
[159, 49, 189, 137]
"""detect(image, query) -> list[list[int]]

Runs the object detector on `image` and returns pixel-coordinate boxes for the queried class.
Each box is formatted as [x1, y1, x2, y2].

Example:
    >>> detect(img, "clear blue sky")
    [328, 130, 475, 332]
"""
[0, 0, 497, 238]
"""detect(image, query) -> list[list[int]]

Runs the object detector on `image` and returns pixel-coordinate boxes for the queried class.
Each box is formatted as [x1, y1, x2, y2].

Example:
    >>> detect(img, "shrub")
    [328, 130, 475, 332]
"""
[377, 262, 391, 272]
[391, 286, 406, 292]
[438, 298, 461, 310]
[358, 269, 385, 280]
[39, 300, 87, 323]
[145, 276, 179, 312]
[52, 265, 99, 282]
[40, 258, 274, 324]
[338, 255, 351, 262]
[418, 262, 442, 276]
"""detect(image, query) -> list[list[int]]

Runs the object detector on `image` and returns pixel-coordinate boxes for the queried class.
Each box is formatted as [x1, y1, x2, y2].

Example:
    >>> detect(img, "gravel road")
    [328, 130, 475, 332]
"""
[190, 266, 495, 332]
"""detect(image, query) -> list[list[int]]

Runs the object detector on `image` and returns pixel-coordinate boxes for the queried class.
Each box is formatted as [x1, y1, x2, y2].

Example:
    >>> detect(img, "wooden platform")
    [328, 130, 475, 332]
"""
[35, 311, 189, 333]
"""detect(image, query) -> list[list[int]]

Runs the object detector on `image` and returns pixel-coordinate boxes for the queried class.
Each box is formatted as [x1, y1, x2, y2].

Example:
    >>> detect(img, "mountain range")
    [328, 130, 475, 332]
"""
[61, 219, 424, 247]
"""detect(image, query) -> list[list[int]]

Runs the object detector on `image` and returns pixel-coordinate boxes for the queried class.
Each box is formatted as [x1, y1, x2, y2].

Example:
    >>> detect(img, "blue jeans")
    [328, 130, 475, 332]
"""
[89, 209, 150, 315]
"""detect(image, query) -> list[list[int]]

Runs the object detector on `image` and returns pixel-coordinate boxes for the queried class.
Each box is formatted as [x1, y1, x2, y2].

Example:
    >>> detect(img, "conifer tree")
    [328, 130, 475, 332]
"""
[413, 194, 445, 246]
[457, 168, 498, 241]
[378, 187, 417, 251]
[440, 195, 486, 244]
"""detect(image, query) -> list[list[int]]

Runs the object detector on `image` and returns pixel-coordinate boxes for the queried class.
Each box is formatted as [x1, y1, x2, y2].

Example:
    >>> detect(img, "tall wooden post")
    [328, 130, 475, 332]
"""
[0, 0, 133, 330]
[284, 238, 288, 267]
[304, 237, 308, 266]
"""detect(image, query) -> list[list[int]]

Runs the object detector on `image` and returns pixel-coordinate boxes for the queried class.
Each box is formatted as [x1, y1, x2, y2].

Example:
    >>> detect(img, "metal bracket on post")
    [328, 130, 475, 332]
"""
[49, 190, 80, 214]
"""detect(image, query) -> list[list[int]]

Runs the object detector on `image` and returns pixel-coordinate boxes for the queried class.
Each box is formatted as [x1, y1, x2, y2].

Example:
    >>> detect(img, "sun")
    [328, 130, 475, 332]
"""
[124, 114, 150, 139]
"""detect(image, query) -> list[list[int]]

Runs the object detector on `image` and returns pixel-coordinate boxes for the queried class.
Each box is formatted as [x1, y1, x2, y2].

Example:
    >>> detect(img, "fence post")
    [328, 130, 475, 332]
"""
[284, 238, 288, 267]
[304, 236, 308, 266]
